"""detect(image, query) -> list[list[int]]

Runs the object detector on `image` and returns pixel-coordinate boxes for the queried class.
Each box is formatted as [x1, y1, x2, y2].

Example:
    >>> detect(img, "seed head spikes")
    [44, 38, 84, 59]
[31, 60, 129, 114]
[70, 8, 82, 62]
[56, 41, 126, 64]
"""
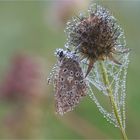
[65, 4, 129, 77]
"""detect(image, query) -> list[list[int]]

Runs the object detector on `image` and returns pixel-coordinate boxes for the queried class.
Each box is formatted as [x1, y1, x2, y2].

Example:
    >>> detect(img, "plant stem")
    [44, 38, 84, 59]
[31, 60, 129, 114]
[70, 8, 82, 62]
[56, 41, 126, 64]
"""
[99, 62, 128, 140]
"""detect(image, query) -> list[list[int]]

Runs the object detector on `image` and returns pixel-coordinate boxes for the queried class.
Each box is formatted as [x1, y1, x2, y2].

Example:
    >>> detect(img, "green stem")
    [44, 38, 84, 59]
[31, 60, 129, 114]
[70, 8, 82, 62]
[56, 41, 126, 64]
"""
[99, 62, 128, 140]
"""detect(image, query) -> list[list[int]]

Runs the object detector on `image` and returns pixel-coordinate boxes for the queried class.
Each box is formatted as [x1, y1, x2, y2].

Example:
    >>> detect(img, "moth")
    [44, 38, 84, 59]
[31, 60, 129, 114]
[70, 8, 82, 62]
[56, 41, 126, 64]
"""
[52, 49, 87, 115]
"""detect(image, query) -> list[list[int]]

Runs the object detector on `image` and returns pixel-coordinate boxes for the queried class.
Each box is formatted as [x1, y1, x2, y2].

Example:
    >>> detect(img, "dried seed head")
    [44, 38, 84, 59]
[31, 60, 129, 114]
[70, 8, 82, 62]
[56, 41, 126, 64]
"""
[65, 3, 129, 77]
[54, 49, 87, 115]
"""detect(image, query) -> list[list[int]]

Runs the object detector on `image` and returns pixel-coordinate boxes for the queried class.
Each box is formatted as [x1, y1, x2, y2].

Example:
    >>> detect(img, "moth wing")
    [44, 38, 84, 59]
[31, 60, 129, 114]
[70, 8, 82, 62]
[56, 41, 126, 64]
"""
[54, 58, 87, 115]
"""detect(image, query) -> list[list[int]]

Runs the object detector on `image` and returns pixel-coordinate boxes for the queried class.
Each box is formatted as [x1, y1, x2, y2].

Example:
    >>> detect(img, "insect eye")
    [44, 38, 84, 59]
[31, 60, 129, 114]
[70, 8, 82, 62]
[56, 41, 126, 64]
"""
[57, 50, 64, 58]
[60, 51, 64, 57]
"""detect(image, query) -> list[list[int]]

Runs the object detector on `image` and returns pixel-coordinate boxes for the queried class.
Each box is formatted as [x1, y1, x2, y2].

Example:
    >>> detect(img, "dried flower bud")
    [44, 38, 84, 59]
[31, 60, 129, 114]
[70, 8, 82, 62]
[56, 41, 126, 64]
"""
[65, 4, 129, 77]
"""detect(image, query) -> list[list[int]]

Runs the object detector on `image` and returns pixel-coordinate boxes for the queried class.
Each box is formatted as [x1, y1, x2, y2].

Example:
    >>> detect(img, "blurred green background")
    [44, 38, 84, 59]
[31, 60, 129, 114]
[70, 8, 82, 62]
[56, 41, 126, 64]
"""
[0, 0, 139, 139]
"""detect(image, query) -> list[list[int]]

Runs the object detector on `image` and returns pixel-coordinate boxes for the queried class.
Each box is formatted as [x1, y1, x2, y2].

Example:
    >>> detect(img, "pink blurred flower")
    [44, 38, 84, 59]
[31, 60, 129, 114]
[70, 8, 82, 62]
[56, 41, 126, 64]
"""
[0, 53, 44, 102]
[0, 53, 46, 138]
[47, 0, 88, 29]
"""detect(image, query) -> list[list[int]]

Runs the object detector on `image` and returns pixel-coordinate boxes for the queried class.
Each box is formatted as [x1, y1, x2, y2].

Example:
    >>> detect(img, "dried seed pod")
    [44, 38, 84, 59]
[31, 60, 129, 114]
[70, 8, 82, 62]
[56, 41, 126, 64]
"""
[65, 4, 130, 77]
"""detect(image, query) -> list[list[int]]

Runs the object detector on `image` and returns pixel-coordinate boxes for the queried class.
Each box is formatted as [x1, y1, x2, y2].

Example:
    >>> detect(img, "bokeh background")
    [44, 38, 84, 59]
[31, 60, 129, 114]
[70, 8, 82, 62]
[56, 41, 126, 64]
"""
[0, 0, 139, 139]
